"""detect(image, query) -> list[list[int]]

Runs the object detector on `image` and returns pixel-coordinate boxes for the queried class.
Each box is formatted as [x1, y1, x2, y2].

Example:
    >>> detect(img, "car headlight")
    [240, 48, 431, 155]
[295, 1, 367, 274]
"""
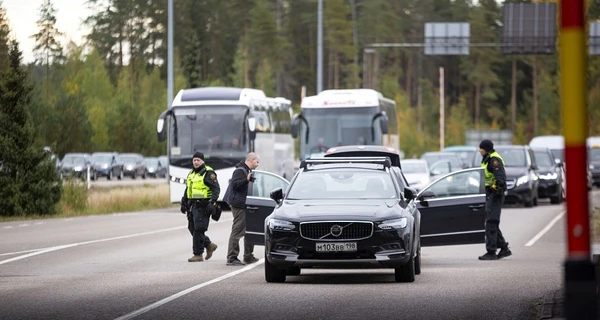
[591, 164, 595, 170]
[516, 175, 529, 186]
[126, 165, 133, 170]
[74, 166, 82, 171]
[102, 164, 109, 169]
[148, 168, 155, 172]
[268, 219, 296, 231]
[540, 173, 558, 180]
[170, 175, 186, 184]
[378, 218, 408, 230]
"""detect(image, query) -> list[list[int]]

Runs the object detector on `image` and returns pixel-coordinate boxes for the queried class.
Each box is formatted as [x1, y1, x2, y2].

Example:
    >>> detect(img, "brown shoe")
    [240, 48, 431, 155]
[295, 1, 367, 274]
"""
[188, 255, 204, 262]
[205, 243, 218, 260]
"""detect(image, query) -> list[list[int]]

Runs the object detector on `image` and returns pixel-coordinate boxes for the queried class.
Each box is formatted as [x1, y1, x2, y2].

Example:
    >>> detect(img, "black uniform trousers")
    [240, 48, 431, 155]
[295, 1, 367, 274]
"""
[485, 191, 508, 253]
[187, 199, 212, 255]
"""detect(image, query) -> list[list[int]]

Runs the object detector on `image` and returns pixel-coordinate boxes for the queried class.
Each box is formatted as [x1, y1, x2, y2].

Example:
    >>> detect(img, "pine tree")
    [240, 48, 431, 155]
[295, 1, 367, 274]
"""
[0, 0, 10, 74]
[31, 0, 64, 105]
[0, 40, 61, 217]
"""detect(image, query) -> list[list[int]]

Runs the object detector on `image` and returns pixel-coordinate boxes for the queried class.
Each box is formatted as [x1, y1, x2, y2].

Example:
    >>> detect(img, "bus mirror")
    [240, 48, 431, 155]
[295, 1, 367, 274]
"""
[248, 117, 257, 140]
[291, 113, 309, 143]
[380, 115, 389, 134]
[371, 111, 388, 141]
[157, 110, 170, 142]
[291, 115, 300, 139]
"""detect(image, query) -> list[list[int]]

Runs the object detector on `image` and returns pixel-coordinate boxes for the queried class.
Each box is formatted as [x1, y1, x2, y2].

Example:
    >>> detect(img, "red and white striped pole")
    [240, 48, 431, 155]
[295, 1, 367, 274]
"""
[561, 0, 597, 318]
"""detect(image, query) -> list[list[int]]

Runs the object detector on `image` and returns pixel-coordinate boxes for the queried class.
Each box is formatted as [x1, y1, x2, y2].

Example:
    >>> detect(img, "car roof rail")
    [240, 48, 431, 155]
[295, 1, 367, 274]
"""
[299, 156, 392, 169]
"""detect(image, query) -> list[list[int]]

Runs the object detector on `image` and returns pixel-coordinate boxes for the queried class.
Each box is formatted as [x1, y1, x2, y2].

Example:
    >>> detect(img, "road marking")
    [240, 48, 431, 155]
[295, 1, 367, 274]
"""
[0, 248, 44, 257]
[0, 218, 233, 265]
[114, 259, 265, 320]
[3, 226, 13, 229]
[18, 224, 29, 227]
[525, 211, 565, 247]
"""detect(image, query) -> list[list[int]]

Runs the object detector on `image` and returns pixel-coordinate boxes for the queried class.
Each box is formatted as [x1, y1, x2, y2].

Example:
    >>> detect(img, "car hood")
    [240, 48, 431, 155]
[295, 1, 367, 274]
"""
[505, 167, 528, 179]
[275, 199, 401, 221]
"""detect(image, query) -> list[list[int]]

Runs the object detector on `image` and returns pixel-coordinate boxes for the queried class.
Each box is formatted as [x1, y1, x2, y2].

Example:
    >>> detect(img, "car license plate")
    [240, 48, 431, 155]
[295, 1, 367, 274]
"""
[316, 242, 357, 252]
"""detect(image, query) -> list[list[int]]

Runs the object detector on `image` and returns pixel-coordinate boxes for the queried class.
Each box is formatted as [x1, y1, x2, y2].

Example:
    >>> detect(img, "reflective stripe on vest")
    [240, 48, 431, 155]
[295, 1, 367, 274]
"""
[481, 152, 504, 187]
[186, 165, 213, 199]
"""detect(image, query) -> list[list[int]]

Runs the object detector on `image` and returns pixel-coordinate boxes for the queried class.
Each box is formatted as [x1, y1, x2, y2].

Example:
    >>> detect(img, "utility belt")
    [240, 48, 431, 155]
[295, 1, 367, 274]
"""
[485, 185, 506, 194]
[188, 198, 210, 208]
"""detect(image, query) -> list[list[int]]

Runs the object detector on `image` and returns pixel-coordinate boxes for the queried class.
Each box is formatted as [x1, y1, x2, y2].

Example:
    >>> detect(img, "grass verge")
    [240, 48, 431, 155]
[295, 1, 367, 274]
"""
[0, 182, 175, 222]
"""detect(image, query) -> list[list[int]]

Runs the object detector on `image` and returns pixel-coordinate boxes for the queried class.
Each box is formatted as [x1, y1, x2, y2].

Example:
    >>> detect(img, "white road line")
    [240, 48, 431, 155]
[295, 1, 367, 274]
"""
[0, 218, 233, 265]
[0, 248, 44, 257]
[3, 226, 13, 229]
[114, 259, 265, 320]
[525, 211, 565, 247]
[18, 224, 29, 227]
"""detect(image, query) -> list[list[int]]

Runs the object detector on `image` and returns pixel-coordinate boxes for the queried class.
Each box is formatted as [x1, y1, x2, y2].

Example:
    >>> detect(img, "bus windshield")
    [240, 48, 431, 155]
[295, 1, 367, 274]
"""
[171, 105, 248, 157]
[300, 106, 380, 159]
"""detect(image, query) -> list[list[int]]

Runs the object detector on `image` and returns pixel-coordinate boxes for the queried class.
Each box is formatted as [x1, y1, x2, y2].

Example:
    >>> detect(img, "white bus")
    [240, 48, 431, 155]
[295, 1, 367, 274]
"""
[157, 87, 295, 203]
[291, 89, 399, 160]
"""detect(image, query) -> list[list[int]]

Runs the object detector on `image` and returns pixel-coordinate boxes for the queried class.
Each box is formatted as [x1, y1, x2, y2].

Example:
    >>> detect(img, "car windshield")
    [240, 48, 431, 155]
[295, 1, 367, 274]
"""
[171, 105, 248, 158]
[421, 154, 460, 169]
[550, 149, 564, 162]
[146, 159, 159, 166]
[401, 162, 428, 174]
[121, 156, 137, 164]
[62, 156, 85, 164]
[534, 151, 554, 167]
[473, 149, 527, 167]
[589, 149, 600, 162]
[92, 155, 112, 163]
[287, 169, 397, 200]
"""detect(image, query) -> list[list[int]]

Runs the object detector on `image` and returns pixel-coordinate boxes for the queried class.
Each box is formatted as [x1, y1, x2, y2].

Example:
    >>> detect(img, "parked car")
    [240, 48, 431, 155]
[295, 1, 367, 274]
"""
[91, 152, 124, 180]
[120, 153, 147, 179]
[442, 145, 478, 169]
[244, 157, 486, 283]
[400, 159, 430, 191]
[529, 135, 564, 163]
[589, 145, 600, 187]
[144, 157, 167, 178]
[531, 148, 565, 204]
[472, 145, 539, 207]
[60, 153, 93, 180]
[420, 152, 463, 173]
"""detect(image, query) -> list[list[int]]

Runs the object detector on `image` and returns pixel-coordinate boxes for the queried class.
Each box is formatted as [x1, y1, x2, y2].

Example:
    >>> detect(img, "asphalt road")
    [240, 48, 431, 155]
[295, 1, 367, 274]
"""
[1, 192, 598, 320]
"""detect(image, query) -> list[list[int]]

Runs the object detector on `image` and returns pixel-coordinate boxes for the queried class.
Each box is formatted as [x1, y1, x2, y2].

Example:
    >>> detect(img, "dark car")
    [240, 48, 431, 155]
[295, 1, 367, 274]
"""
[91, 152, 124, 180]
[60, 153, 93, 180]
[420, 152, 463, 172]
[120, 153, 147, 179]
[244, 157, 486, 283]
[531, 148, 565, 204]
[472, 145, 540, 207]
[144, 157, 167, 178]
[442, 145, 478, 169]
[589, 147, 600, 187]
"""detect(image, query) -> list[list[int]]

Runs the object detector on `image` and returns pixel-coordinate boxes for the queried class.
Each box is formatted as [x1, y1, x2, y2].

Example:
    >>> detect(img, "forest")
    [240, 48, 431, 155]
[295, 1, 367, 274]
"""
[2, 0, 600, 160]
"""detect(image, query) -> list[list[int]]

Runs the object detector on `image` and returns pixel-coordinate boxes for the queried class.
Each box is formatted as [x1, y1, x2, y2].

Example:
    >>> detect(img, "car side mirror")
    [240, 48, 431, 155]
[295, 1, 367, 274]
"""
[554, 159, 563, 167]
[404, 187, 417, 201]
[270, 188, 284, 204]
[418, 190, 435, 201]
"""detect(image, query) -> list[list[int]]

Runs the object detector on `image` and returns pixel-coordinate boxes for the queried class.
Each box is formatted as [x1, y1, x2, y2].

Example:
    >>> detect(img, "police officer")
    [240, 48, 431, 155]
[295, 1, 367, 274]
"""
[478, 139, 512, 261]
[181, 151, 220, 262]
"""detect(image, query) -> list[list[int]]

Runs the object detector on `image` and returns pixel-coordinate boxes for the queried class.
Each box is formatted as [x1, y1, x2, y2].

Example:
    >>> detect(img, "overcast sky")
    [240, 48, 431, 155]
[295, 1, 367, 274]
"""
[4, 0, 91, 63]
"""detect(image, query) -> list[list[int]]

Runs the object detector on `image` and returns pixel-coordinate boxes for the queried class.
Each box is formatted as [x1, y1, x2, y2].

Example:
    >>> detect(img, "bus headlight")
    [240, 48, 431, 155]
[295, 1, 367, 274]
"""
[170, 175, 186, 184]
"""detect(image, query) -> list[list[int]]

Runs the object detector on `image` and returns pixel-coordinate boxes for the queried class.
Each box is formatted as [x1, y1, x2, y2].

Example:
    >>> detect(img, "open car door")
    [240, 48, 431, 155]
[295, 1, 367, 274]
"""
[244, 170, 290, 246]
[416, 167, 486, 246]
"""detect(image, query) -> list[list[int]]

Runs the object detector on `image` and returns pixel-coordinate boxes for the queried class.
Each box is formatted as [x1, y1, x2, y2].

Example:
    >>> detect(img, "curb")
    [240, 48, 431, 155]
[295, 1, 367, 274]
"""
[539, 289, 563, 320]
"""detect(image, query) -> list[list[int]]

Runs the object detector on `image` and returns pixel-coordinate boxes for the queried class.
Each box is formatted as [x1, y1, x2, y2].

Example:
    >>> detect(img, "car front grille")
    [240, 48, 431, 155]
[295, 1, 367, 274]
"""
[300, 221, 373, 241]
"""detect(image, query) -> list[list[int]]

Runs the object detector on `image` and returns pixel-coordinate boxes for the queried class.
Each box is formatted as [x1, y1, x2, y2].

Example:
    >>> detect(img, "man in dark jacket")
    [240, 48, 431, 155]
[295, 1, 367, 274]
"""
[181, 151, 220, 262]
[224, 152, 260, 266]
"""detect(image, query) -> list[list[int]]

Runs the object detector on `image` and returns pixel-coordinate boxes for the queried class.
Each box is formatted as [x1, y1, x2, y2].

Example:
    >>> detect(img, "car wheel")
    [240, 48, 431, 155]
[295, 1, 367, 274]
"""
[286, 267, 301, 276]
[550, 185, 563, 204]
[394, 252, 415, 283]
[143, 171, 147, 179]
[414, 245, 421, 275]
[93, 171, 97, 181]
[108, 170, 113, 180]
[533, 196, 538, 206]
[119, 170, 124, 180]
[132, 172, 137, 179]
[265, 253, 286, 283]
[524, 191, 534, 208]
